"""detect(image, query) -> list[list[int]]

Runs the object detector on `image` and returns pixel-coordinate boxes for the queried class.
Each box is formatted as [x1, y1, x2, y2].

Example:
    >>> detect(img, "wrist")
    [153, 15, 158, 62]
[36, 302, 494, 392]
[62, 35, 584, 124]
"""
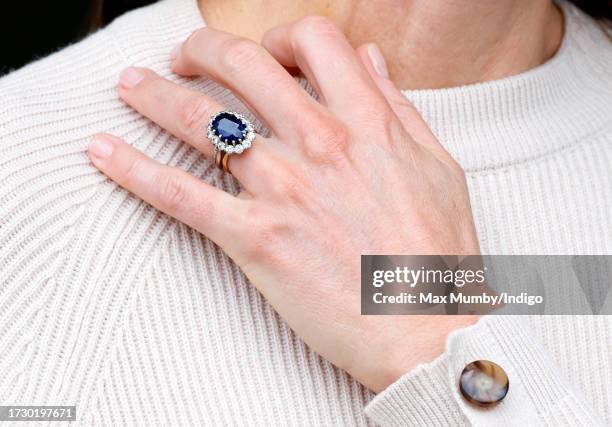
[373, 314, 479, 393]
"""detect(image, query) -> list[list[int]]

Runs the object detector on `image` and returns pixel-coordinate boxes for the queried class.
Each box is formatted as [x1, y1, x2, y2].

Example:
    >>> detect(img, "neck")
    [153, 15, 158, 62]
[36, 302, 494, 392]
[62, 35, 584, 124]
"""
[198, 0, 564, 90]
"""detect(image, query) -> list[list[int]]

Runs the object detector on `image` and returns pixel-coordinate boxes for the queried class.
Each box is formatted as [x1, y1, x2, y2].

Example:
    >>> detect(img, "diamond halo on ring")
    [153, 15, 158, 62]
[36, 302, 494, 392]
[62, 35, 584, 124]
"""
[207, 111, 255, 155]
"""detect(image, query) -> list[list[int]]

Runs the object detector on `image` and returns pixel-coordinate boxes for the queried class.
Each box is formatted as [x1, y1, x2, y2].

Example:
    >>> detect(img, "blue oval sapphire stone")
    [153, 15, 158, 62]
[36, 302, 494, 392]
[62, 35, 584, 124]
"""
[212, 112, 247, 144]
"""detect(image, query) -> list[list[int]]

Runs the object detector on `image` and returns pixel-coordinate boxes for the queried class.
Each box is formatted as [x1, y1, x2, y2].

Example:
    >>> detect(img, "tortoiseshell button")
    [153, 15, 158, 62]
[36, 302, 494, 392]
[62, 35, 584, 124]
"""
[459, 360, 509, 407]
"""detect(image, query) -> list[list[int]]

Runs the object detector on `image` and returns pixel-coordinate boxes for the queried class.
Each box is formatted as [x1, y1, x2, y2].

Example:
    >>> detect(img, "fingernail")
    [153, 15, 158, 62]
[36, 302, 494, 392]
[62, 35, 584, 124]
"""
[170, 43, 181, 61]
[119, 67, 145, 89]
[367, 43, 389, 79]
[89, 135, 115, 159]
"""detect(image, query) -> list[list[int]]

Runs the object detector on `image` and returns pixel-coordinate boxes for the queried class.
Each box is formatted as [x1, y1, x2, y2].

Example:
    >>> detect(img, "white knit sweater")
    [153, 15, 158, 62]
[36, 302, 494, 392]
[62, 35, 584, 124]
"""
[0, 0, 611, 425]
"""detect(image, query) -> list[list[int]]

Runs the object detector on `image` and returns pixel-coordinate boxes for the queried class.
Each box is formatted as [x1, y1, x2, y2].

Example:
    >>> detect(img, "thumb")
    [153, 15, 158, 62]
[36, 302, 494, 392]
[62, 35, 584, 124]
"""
[357, 43, 447, 157]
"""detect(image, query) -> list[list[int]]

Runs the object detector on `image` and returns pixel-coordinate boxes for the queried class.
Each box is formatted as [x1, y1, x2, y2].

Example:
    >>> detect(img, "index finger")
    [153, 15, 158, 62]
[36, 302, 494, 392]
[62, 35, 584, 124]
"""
[171, 27, 326, 140]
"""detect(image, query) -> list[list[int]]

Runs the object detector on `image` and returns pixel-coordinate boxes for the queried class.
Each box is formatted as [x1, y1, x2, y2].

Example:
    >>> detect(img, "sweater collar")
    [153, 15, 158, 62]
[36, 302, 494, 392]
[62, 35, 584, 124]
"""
[111, 0, 611, 172]
[403, 2, 612, 172]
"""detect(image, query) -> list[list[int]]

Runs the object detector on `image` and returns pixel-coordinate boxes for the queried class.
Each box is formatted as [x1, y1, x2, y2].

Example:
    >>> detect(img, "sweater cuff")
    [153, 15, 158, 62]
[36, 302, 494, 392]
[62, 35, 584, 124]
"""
[365, 316, 604, 426]
[365, 353, 467, 426]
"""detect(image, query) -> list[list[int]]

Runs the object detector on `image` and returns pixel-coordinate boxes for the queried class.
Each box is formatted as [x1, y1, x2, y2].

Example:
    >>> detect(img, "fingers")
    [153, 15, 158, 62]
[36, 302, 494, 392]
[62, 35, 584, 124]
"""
[261, 16, 388, 118]
[356, 44, 450, 158]
[117, 67, 271, 189]
[118, 67, 223, 157]
[87, 133, 246, 250]
[171, 27, 324, 140]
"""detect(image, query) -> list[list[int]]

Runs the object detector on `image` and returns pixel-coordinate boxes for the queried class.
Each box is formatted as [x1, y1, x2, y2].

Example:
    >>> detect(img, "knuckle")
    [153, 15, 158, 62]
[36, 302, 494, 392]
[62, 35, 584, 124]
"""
[248, 217, 287, 258]
[220, 38, 263, 73]
[179, 95, 214, 135]
[121, 156, 144, 186]
[306, 121, 350, 162]
[156, 172, 189, 213]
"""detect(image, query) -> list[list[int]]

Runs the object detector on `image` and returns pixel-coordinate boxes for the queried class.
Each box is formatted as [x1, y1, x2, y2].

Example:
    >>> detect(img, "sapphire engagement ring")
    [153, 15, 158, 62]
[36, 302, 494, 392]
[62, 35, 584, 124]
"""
[207, 111, 256, 173]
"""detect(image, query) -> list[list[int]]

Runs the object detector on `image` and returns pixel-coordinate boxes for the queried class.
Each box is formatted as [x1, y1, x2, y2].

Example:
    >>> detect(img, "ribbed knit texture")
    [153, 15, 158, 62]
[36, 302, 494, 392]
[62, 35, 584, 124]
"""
[0, 0, 610, 425]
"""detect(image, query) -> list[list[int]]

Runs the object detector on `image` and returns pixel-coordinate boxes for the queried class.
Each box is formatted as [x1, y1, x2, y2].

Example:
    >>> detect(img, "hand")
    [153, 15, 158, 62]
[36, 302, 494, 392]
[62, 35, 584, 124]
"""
[88, 16, 479, 393]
